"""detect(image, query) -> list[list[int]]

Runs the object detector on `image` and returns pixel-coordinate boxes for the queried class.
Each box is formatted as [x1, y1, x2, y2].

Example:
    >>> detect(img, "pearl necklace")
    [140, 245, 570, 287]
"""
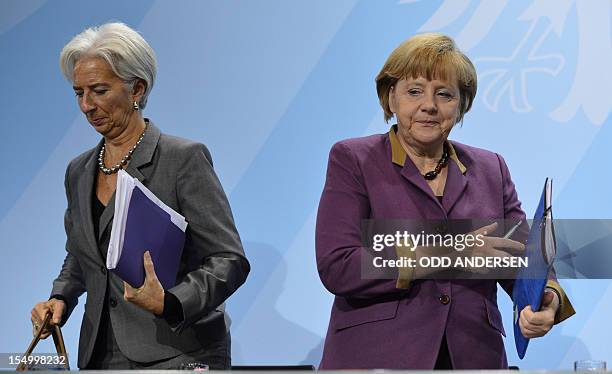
[98, 124, 147, 175]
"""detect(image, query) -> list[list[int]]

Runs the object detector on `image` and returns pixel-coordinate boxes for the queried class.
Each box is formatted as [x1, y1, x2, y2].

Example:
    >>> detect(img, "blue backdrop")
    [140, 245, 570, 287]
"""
[1, 0, 611, 369]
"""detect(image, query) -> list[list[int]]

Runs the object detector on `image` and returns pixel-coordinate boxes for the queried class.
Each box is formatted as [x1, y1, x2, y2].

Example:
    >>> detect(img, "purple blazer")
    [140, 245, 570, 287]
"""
[316, 128, 525, 369]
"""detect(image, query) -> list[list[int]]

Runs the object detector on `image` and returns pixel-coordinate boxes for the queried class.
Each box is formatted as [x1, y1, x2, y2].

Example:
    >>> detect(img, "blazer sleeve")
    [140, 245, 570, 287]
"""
[50, 163, 87, 325]
[316, 142, 404, 299]
[495, 154, 575, 323]
[168, 143, 250, 332]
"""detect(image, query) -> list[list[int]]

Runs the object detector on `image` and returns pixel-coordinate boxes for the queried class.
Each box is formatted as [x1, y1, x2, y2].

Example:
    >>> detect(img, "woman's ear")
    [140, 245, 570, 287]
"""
[388, 86, 397, 114]
[132, 79, 147, 102]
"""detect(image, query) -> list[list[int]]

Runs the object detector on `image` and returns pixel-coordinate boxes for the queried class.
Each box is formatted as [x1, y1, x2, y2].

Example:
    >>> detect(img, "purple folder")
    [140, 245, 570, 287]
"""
[112, 186, 186, 289]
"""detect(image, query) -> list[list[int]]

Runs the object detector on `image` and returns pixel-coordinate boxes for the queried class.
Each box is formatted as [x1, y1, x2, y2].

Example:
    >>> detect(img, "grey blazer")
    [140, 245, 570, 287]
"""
[50, 121, 250, 368]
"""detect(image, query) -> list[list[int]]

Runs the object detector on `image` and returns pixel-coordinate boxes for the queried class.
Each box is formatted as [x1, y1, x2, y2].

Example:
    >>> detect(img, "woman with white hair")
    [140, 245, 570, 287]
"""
[29, 22, 249, 370]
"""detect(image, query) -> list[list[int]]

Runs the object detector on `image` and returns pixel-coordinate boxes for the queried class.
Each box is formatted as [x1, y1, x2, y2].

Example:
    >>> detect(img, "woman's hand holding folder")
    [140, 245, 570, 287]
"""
[123, 251, 165, 315]
[518, 289, 560, 338]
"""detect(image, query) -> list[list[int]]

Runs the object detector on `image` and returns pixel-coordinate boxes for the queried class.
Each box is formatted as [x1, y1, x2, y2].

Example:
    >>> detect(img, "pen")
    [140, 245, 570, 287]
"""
[502, 219, 523, 239]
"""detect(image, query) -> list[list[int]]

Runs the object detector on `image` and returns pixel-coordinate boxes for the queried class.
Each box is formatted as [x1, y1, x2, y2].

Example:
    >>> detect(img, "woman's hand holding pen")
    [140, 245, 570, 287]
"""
[458, 222, 525, 275]
[470, 222, 525, 257]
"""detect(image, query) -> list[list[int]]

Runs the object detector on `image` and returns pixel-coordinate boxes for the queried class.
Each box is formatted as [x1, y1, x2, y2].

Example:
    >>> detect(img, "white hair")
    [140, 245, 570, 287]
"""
[59, 22, 157, 109]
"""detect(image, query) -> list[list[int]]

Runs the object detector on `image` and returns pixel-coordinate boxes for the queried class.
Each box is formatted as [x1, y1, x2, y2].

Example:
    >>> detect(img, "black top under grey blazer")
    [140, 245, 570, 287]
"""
[50, 121, 250, 368]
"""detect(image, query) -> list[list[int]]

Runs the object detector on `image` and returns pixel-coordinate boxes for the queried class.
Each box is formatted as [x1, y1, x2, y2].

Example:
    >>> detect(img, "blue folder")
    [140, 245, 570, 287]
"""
[512, 178, 555, 359]
[112, 186, 186, 290]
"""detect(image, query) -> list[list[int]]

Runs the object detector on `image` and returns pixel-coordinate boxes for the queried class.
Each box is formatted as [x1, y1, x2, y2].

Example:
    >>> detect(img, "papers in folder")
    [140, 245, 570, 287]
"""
[107, 170, 188, 289]
[512, 178, 555, 359]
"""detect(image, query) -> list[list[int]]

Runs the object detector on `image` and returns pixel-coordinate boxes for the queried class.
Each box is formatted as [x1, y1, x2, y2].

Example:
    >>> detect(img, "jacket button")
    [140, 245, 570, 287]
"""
[439, 294, 450, 305]
[109, 297, 117, 308]
[100, 266, 107, 275]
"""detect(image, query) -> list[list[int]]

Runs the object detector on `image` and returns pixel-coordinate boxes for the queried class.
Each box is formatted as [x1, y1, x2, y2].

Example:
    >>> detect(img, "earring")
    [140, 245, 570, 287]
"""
[133, 101, 140, 111]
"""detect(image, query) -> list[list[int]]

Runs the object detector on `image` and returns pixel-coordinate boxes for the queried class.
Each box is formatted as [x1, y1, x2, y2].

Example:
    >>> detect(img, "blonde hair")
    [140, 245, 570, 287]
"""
[376, 33, 477, 123]
[59, 22, 157, 109]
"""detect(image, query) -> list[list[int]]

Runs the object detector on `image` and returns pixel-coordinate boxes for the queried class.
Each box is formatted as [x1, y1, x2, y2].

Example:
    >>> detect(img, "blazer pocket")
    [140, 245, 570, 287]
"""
[332, 298, 400, 331]
[484, 298, 506, 337]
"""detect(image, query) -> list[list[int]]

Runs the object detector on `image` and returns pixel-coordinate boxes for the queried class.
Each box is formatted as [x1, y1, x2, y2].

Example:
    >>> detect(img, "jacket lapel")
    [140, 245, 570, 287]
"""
[97, 121, 161, 240]
[388, 126, 444, 212]
[399, 159, 442, 210]
[388, 127, 471, 217]
[97, 194, 116, 242]
[441, 159, 468, 214]
[78, 140, 104, 261]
